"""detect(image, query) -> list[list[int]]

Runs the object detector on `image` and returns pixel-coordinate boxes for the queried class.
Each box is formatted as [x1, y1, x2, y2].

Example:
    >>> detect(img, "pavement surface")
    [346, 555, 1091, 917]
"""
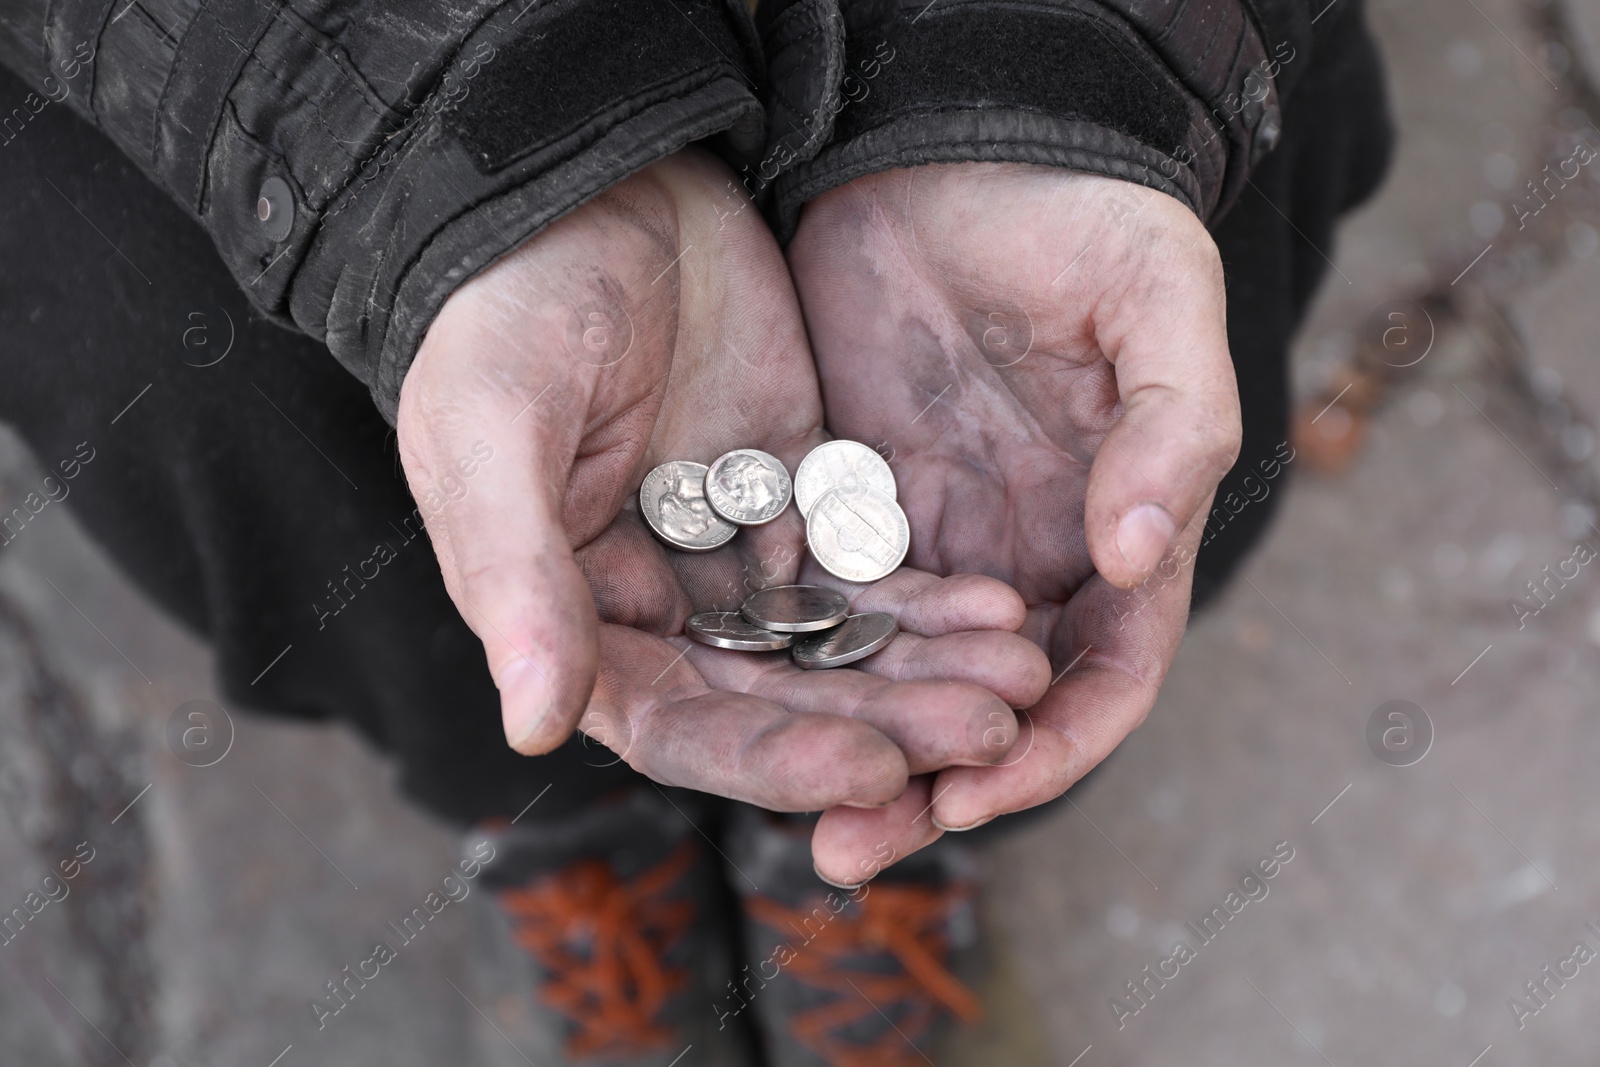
[3, 0, 1600, 1064]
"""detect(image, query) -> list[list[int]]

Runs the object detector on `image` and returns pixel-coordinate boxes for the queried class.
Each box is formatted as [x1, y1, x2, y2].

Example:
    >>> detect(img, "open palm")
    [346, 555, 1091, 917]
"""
[398, 151, 1051, 820]
[790, 164, 1242, 878]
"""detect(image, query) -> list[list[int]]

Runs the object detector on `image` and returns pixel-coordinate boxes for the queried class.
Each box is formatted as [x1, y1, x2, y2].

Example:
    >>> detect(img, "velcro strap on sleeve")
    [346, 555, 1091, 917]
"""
[761, 0, 1287, 240]
[453, 0, 757, 172]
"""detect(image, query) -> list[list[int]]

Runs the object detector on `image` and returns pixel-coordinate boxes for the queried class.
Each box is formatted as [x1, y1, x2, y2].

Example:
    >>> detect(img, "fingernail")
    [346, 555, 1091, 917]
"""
[501, 660, 552, 750]
[813, 862, 868, 891]
[932, 814, 995, 832]
[1116, 503, 1177, 576]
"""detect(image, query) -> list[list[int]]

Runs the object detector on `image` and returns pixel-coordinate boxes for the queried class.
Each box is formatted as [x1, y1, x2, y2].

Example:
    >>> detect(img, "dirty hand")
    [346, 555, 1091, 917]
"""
[398, 150, 1052, 818]
[788, 163, 1241, 883]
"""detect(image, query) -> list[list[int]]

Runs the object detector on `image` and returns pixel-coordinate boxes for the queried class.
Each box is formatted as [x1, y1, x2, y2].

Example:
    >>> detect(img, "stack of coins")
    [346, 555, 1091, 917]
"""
[639, 440, 910, 583]
[686, 586, 898, 670]
[639, 441, 909, 670]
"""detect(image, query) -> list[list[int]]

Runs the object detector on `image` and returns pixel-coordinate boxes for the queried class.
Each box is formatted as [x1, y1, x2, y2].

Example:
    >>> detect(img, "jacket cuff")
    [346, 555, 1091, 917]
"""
[293, 1, 764, 422]
[759, 0, 1289, 242]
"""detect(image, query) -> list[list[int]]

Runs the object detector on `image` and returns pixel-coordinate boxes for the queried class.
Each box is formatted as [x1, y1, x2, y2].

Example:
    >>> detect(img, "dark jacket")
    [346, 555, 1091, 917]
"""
[0, 0, 1365, 423]
[0, 1, 1389, 824]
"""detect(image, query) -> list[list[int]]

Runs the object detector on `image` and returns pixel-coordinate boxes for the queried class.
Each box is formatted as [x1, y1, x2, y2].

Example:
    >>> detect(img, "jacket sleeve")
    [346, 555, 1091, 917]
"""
[0, 0, 766, 422]
[754, 0, 1311, 241]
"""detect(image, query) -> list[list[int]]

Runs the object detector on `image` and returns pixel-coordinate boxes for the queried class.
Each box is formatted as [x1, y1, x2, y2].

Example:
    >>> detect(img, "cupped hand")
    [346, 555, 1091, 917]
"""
[788, 164, 1242, 883]
[397, 150, 1052, 817]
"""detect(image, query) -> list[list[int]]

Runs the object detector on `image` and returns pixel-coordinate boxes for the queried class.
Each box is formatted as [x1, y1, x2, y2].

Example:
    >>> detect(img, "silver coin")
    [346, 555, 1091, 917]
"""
[705, 449, 793, 526]
[805, 484, 910, 583]
[741, 585, 850, 633]
[792, 613, 899, 669]
[793, 440, 897, 518]
[639, 461, 738, 552]
[687, 612, 794, 651]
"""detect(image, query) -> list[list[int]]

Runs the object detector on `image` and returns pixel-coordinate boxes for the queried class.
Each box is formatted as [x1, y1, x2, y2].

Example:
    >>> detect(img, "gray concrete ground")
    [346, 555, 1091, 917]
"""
[4, 0, 1600, 1064]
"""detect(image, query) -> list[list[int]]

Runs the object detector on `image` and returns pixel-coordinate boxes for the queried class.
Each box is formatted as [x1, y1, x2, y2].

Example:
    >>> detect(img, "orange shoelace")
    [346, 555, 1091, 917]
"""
[745, 883, 983, 1067]
[497, 840, 698, 1058]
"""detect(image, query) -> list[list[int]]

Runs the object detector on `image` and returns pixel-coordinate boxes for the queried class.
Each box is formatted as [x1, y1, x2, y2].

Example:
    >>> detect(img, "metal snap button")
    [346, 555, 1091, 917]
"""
[256, 176, 294, 242]
[1257, 107, 1283, 154]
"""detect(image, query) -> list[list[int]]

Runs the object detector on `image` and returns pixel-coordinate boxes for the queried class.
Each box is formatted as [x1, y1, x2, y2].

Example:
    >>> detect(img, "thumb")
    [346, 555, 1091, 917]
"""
[399, 359, 600, 758]
[1083, 239, 1241, 589]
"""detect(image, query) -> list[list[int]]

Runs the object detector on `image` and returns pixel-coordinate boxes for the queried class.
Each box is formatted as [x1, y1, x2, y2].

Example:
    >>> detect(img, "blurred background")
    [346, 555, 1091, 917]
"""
[3, 0, 1599, 1063]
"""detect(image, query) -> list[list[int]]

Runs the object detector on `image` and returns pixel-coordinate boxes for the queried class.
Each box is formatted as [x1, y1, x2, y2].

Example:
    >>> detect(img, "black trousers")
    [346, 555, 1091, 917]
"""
[0, 12, 1390, 828]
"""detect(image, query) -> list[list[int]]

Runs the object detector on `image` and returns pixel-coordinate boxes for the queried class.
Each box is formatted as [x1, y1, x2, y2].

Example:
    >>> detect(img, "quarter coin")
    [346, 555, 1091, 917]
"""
[705, 449, 793, 525]
[687, 612, 794, 651]
[741, 585, 850, 633]
[805, 484, 910, 583]
[639, 461, 738, 552]
[793, 440, 896, 518]
[792, 613, 899, 669]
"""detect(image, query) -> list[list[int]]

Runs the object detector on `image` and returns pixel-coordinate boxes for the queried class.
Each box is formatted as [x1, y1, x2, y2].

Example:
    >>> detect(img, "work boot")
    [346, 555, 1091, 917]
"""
[467, 788, 754, 1067]
[721, 806, 982, 1067]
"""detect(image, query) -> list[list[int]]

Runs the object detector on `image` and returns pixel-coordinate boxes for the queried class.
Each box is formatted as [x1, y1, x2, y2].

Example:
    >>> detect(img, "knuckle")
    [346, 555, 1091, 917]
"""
[1195, 407, 1244, 478]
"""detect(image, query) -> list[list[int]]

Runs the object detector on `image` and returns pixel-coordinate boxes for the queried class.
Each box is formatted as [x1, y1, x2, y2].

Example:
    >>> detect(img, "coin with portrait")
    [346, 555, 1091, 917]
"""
[706, 449, 792, 525]
[639, 461, 738, 552]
